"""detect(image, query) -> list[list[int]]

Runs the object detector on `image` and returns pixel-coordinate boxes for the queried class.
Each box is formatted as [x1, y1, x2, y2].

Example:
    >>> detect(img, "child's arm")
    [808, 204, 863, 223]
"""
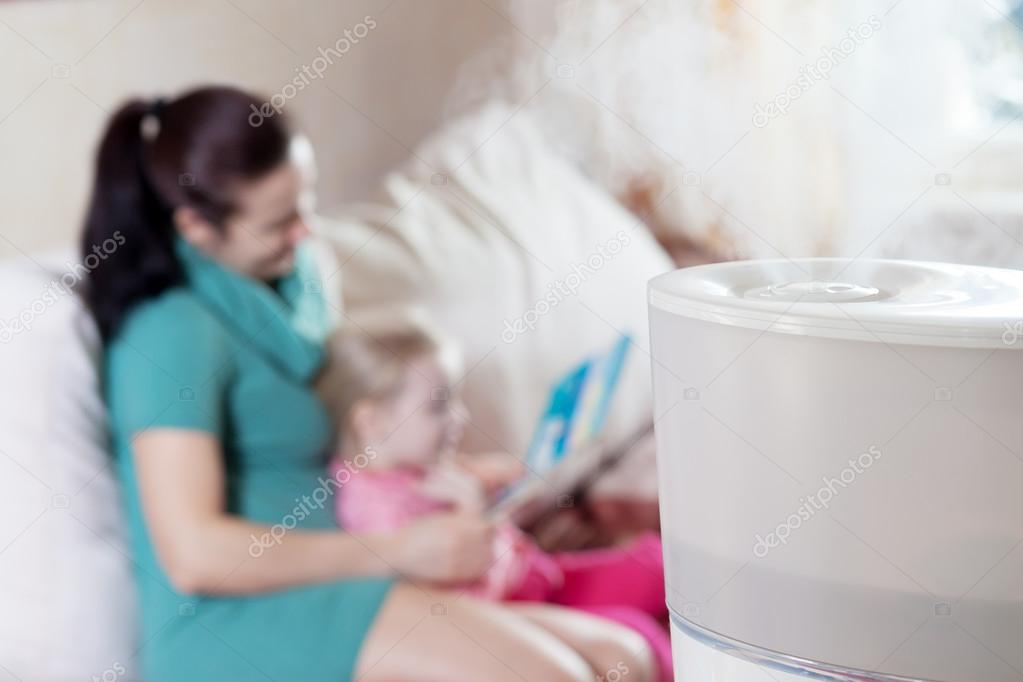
[419, 458, 487, 513]
[453, 451, 525, 495]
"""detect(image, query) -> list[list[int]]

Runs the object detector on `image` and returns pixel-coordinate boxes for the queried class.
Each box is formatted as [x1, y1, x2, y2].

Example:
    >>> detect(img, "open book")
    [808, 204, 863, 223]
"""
[490, 334, 652, 524]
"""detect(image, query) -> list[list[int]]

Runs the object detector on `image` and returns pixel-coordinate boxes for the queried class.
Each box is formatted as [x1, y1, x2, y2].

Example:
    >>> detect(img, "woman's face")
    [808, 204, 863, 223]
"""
[181, 161, 311, 281]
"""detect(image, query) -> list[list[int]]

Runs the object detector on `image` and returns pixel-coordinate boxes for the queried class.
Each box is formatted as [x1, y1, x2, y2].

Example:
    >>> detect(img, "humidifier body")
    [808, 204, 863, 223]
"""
[649, 259, 1023, 681]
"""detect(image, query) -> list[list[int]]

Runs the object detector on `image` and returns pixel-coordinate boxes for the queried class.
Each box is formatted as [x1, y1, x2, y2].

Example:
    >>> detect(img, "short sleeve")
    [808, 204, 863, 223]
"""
[105, 290, 235, 438]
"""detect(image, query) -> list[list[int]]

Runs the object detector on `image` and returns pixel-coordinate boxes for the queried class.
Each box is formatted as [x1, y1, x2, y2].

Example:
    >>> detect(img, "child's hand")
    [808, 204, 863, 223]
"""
[454, 451, 525, 495]
[419, 460, 486, 513]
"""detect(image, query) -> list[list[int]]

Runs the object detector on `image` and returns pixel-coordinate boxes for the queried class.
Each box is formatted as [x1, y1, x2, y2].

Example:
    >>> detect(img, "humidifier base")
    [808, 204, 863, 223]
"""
[670, 615, 924, 682]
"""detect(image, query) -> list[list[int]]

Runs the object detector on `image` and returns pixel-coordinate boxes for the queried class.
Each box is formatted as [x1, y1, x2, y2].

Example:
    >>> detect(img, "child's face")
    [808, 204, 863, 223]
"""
[360, 354, 465, 470]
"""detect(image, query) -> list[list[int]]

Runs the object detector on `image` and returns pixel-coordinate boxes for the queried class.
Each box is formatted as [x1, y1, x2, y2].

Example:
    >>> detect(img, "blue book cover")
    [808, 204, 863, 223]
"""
[523, 334, 631, 475]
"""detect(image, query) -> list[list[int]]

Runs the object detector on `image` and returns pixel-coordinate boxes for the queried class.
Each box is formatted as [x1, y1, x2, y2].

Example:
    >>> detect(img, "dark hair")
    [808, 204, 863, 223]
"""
[80, 85, 291, 341]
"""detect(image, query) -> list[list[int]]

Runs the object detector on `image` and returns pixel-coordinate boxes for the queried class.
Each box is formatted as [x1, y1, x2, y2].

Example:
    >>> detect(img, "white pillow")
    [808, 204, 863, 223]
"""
[0, 252, 139, 681]
[319, 103, 674, 498]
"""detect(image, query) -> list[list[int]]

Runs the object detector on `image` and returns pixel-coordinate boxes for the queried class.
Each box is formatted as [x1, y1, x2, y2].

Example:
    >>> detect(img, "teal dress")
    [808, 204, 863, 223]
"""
[104, 238, 393, 682]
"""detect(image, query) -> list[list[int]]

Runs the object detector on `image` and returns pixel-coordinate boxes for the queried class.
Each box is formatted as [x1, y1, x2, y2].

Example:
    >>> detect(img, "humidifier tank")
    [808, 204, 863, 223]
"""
[648, 258, 1023, 681]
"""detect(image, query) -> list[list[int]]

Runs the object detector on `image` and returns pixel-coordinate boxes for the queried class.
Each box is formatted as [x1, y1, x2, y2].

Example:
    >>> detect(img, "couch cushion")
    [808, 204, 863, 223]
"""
[0, 251, 139, 681]
[319, 103, 673, 499]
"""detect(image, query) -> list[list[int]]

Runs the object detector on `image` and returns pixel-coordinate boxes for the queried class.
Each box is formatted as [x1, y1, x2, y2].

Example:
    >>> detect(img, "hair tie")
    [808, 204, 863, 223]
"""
[149, 97, 166, 118]
[140, 97, 166, 141]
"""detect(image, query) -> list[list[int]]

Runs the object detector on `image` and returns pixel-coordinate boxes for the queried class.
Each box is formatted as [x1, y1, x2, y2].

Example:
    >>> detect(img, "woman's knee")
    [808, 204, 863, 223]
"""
[587, 625, 656, 682]
[439, 596, 595, 682]
[518, 648, 595, 682]
[511, 604, 659, 682]
[358, 584, 596, 682]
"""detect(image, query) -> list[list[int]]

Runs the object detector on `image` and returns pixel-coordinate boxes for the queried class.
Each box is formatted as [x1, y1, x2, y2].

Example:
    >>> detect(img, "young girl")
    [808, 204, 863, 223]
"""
[317, 315, 673, 681]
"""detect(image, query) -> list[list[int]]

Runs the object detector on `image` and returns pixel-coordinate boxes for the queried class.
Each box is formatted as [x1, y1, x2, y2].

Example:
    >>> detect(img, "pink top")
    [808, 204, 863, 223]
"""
[332, 461, 560, 601]
[335, 466, 448, 532]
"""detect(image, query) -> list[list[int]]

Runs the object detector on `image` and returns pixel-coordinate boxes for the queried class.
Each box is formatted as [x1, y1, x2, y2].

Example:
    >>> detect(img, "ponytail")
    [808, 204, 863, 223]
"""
[81, 99, 180, 341]
[80, 86, 291, 341]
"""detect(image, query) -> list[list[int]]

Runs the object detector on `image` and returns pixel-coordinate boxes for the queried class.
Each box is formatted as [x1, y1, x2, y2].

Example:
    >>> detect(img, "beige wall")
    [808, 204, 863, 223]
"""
[0, 0, 508, 260]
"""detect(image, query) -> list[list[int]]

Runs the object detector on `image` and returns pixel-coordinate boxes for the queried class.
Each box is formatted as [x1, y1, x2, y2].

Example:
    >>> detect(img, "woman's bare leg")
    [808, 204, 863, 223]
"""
[355, 583, 594, 682]
[510, 603, 657, 682]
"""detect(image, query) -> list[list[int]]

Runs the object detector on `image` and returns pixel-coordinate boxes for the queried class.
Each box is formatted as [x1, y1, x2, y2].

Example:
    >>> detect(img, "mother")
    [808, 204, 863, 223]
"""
[83, 85, 653, 682]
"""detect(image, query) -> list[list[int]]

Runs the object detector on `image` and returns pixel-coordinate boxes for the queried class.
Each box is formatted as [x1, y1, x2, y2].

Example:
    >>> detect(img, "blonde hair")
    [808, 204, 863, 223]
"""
[316, 312, 459, 430]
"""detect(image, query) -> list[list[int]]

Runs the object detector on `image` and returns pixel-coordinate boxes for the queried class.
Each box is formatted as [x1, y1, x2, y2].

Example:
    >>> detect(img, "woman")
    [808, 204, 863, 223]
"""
[83, 85, 654, 682]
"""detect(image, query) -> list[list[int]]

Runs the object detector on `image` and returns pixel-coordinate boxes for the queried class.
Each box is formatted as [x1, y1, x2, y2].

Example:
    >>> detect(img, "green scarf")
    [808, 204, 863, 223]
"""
[174, 237, 330, 383]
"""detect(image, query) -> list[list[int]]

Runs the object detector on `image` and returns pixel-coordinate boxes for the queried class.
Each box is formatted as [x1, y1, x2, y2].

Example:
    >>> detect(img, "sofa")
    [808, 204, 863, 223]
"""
[0, 103, 672, 680]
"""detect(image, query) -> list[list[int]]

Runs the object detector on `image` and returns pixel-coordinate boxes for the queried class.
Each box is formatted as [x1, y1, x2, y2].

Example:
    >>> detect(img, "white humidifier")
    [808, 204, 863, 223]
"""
[649, 259, 1023, 681]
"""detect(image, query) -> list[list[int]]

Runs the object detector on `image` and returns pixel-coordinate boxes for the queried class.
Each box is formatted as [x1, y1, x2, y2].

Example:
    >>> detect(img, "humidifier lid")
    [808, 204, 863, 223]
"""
[648, 258, 1023, 349]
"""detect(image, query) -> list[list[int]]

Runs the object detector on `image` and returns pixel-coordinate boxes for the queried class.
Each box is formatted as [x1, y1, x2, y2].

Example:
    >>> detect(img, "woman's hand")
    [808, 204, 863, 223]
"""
[391, 512, 495, 585]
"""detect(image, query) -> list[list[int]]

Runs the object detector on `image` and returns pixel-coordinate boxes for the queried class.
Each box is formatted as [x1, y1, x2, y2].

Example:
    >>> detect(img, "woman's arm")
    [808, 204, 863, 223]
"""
[134, 429, 495, 595]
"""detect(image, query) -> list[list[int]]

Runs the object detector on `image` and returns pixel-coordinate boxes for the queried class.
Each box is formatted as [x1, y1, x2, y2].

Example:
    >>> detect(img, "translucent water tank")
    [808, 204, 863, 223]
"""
[649, 259, 1023, 681]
